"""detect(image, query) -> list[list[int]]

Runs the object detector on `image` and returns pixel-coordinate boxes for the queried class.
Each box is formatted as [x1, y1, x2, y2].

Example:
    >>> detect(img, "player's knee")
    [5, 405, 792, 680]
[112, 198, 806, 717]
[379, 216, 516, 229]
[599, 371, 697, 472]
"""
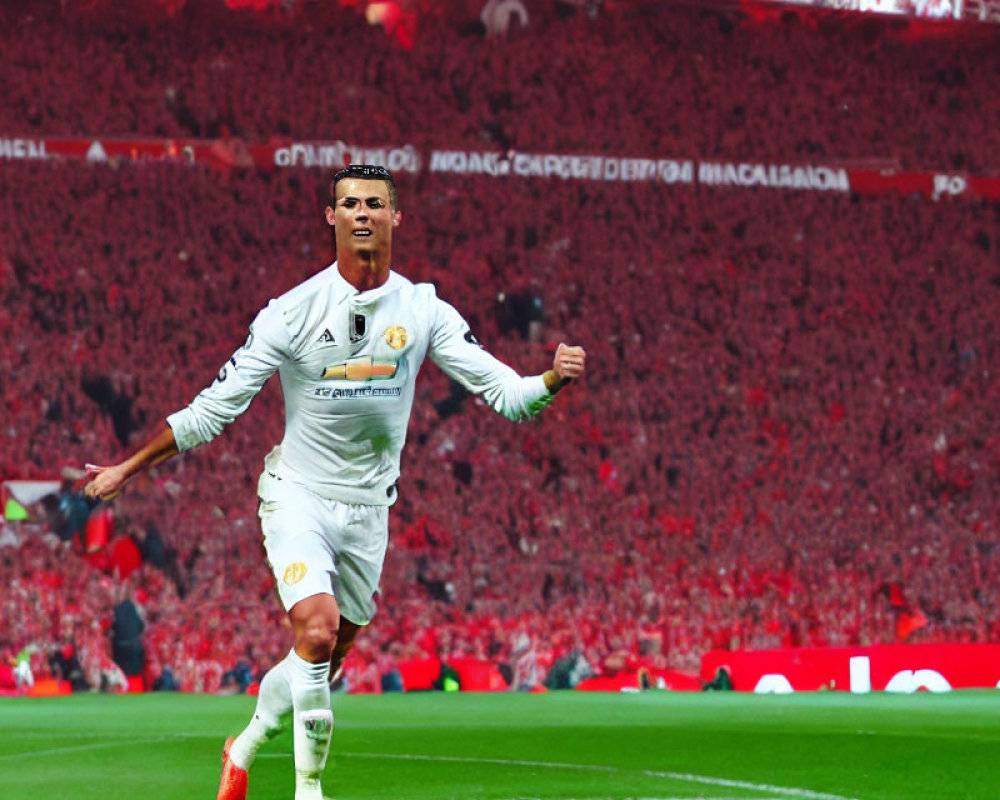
[296, 616, 338, 662]
[301, 631, 336, 662]
[291, 595, 340, 662]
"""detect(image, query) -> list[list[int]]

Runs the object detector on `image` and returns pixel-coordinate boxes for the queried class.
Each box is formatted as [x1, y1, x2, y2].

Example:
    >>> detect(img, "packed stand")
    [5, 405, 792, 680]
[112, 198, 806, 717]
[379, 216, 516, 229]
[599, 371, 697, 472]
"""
[1, 1, 998, 170]
[2, 1, 999, 692]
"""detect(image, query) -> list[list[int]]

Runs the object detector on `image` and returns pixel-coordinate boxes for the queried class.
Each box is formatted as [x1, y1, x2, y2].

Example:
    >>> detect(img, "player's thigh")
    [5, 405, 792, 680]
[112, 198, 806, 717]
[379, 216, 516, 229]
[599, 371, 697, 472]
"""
[328, 504, 389, 627]
[259, 481, 336, 612]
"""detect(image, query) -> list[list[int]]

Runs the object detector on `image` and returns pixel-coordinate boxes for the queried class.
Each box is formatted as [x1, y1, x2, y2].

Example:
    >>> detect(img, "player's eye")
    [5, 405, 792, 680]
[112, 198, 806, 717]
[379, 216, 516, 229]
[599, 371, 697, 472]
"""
[366, 198, 384, 208]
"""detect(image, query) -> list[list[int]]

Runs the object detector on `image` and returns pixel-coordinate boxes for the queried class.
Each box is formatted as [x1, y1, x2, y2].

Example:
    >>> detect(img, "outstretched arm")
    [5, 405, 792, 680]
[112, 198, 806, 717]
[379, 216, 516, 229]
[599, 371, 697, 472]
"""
[428, 289, 586, 421]
[82, 300, 290, 502]
[84, 424, 179, 501]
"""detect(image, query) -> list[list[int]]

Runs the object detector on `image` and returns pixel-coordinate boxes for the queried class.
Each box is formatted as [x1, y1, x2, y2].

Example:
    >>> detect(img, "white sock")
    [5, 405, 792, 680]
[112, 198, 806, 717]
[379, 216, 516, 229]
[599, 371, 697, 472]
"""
[289, 650, 334, 800]
[229, 652, 293, 770]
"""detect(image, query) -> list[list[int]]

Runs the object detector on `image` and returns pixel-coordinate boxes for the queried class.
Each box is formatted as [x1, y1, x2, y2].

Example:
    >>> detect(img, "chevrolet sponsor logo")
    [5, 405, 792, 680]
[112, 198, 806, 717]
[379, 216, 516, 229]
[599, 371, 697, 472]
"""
[322, 356, 398, 381]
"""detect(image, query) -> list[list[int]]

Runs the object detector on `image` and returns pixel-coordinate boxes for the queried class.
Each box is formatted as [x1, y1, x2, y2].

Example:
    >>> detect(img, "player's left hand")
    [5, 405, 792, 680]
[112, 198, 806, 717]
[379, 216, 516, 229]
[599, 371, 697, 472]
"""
[553, 343, 586, 382]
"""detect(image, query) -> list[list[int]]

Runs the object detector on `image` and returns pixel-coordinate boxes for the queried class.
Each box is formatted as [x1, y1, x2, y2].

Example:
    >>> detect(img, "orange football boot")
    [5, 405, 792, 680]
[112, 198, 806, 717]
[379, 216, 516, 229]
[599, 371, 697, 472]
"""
[217, 736, 248, 800]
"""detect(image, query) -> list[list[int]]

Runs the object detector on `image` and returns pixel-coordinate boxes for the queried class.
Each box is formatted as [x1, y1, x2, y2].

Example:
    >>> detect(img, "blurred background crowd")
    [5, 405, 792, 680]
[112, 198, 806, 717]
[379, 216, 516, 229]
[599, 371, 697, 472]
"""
[1, 0, 999, 694]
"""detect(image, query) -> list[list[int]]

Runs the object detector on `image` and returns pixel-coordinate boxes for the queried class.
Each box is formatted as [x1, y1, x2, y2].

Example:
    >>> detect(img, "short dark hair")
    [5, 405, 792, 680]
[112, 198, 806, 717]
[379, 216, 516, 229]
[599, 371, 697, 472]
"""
[330, 164, 399, 211]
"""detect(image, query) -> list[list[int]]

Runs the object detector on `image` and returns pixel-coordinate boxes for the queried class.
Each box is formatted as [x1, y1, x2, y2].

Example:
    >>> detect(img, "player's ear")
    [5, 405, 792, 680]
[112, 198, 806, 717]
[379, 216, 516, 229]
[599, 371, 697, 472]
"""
[392, 210, 402, 227]
[324, 205, 336, 226]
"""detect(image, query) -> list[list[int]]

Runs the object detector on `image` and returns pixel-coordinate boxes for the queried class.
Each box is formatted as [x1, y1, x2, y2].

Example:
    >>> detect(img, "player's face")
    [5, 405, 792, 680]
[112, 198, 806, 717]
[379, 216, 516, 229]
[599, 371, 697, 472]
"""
[326, 178, 401, 258]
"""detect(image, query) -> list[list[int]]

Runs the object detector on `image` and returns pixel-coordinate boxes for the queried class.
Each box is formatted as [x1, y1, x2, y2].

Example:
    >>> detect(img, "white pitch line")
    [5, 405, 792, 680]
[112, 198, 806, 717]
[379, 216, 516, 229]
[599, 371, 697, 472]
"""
[644, 772, 858, 800]
[344, 752, 618, 772]
[336, 752, 860, 800]
[0, 733, 211, 760]
[0, 740, 158, 760]
[5, 739, 859, 800]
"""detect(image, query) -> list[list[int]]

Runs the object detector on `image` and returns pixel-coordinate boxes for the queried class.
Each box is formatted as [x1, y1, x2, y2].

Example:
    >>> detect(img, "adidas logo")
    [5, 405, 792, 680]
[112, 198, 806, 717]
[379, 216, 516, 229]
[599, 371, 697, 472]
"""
[318, 329, 335, 343]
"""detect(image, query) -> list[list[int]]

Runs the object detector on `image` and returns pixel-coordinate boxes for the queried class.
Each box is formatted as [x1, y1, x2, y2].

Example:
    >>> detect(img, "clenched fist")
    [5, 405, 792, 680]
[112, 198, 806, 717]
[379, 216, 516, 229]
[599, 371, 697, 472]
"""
[553, 342, 586, 382]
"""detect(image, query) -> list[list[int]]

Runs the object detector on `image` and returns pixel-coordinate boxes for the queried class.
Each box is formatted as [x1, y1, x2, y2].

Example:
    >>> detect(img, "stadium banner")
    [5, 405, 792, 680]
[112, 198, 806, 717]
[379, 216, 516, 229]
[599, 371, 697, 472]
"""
[701, 642, 1000, 693]
[5, 135, 1000, 201]
[741, 0, 965, 22]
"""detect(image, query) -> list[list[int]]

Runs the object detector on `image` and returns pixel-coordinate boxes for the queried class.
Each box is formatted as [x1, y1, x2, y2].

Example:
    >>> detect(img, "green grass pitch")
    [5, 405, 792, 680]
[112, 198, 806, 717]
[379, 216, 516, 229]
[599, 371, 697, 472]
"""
[1, 689, 998, 799]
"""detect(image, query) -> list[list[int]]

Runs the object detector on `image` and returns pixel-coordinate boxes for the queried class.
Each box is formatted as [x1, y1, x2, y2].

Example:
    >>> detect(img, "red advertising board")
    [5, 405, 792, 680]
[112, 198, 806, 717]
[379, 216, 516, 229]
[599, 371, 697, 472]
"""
[701, 643, 1000, 692]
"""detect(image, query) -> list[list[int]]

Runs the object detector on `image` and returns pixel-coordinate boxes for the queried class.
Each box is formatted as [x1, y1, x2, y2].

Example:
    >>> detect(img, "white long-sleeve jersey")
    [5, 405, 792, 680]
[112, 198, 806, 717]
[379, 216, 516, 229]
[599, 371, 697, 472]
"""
[167, 264, 554, 506]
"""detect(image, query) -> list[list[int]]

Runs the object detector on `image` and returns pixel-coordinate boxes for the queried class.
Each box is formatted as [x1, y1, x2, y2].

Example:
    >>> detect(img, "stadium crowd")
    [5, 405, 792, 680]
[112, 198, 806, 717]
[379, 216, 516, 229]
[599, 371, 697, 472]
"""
[2, 0, 999, 169]
[2, 0, 999, 693]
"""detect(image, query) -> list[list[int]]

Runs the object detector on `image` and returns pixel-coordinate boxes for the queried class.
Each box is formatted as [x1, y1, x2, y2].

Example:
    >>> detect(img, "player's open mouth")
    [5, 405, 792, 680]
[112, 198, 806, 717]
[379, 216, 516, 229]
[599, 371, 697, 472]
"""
[353, 229, 372, 237]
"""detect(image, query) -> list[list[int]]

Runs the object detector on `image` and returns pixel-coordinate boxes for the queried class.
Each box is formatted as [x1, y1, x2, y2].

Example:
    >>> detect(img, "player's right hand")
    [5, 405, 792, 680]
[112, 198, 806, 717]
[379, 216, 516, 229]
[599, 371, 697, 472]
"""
[83, 463, 128, 501]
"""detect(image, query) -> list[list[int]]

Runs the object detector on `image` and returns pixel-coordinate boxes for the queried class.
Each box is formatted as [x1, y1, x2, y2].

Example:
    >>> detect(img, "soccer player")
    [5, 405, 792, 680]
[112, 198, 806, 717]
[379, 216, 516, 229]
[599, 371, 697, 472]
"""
[84, 164, 586, 800]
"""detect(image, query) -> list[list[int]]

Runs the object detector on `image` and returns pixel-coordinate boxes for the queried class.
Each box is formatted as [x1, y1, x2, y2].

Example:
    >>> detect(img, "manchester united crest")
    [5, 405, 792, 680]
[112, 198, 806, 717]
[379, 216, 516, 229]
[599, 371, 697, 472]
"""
[383, 325, 407, 350]
[283, 562, 307, 585]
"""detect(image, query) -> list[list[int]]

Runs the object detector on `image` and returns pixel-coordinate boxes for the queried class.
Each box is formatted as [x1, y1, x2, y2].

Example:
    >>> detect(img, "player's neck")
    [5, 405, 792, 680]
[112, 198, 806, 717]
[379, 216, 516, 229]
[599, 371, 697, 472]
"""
[337, 252, 390, 293]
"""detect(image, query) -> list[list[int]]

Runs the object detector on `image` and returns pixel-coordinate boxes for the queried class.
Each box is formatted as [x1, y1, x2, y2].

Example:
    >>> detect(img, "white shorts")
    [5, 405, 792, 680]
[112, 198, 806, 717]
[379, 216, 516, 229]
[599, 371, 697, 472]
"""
[257, 465, 389, 626]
